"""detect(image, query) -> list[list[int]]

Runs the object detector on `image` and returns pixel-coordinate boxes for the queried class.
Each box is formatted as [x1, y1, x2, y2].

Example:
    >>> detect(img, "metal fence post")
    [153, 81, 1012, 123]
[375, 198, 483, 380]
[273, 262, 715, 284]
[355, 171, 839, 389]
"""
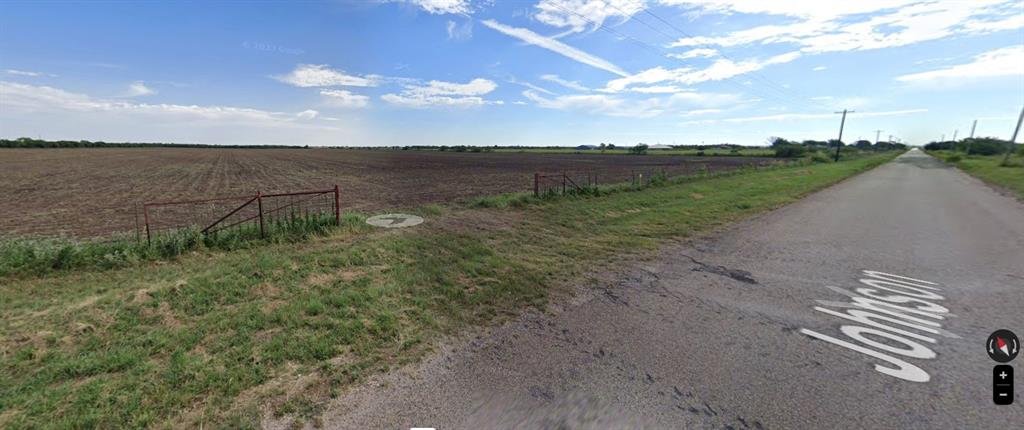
[334, 185, 341, 226]
[134, 204, 141, 242]
[534, 173, 539, 197]
[256, 190, 265, 237]
[562, 173, 566, 194]
[143, 204, 152, 245]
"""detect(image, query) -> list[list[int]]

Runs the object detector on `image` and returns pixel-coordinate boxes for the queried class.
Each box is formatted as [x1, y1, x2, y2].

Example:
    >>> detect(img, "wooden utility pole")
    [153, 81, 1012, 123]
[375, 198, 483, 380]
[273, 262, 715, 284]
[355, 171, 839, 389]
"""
[966, 119, 977, 154]
[1004, 105, 1024, 164]
[834, 109, 853, 161]
[874, 129, 882, 145]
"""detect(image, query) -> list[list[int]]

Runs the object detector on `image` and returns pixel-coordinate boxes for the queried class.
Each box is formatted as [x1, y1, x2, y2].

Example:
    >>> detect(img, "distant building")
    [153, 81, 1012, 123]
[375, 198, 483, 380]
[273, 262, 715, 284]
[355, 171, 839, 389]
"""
[575, 144, 598, 150]
[647, 144, 673, 150]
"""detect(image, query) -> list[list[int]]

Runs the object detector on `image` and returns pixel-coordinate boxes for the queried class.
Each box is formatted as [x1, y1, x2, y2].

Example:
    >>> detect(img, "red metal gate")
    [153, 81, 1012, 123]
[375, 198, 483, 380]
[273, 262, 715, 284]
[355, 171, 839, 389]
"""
[142, 185, 340, 243]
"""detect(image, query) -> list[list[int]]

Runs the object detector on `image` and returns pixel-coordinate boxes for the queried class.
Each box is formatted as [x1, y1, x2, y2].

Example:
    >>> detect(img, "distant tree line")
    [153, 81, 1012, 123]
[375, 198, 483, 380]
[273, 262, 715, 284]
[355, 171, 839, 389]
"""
[922, 137, 1020, 156]
[400, 145, 496, 152]
[0, 137, 305, 149]
[768, 137, 908, 158]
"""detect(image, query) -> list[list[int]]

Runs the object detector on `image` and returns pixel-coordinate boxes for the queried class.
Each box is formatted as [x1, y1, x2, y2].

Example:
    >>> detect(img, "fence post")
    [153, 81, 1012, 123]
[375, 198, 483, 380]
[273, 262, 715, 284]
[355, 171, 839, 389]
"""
[533, 173, 539, 197]
[143, 204, 152, 245]
[257, 190, 265, 237]
[562, 173, 566, 194]
[134, 204, 141, 242]
[334, 185, 341, 226]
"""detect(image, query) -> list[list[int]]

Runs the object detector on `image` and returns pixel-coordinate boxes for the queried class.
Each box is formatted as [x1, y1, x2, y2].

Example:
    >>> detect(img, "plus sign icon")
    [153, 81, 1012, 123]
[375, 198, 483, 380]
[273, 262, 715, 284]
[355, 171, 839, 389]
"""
[993, 365, 1013, 405]
[987, 329, 1019, 363]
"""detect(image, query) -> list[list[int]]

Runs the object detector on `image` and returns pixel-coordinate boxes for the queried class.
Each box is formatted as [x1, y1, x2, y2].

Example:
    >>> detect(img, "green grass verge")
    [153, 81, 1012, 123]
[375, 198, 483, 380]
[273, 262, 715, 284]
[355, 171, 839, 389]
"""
[927, 150, 1024, 198]
[0, 153, 897, 429]
[0, 214, 364, 279]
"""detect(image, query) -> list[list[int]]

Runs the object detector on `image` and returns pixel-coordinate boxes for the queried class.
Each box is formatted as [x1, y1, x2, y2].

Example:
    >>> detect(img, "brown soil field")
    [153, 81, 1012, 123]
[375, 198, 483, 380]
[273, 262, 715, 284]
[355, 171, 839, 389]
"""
[0, 148, 775, 239]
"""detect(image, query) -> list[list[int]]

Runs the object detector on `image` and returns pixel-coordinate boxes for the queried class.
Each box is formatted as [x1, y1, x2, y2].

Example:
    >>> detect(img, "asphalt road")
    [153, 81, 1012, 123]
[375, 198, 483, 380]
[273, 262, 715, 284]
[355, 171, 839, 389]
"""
[310, 150, 1024, 429]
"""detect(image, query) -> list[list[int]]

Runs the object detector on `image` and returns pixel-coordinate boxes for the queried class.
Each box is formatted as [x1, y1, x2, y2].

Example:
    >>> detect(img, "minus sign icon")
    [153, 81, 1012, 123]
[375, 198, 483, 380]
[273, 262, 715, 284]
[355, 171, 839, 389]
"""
[998, 393, 1008, 397]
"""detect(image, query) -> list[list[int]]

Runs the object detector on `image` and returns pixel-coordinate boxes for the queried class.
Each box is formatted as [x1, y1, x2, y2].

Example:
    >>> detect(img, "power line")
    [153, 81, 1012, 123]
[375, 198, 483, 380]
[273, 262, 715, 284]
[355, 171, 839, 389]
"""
[610, 3, 832, 110]
[636, 8, 833, 111]
[544, 3, 829, 112]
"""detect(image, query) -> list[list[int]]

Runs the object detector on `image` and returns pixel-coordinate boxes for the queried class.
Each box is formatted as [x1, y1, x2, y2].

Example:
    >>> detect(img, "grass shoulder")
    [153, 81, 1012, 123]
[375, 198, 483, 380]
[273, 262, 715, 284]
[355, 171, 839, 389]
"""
[0, 153, 898, 429]
[926, 150, 1024, 198]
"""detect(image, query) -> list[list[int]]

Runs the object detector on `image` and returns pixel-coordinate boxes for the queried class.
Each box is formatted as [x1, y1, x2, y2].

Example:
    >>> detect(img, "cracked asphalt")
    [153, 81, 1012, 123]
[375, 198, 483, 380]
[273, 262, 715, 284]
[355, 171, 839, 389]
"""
[309, 150, 1024, 429]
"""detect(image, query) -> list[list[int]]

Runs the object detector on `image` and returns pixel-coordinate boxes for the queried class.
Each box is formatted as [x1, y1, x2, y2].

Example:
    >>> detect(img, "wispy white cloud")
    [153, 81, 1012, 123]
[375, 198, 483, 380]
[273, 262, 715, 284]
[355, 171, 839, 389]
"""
[5, 69, 55, 77]
[534, 0, 646, 34]
[403, 0, 471, 15]
[812, 66, 827, 71]
[685, 108, 928, 125]
[662, 0, 1022, 55]
[896, 45, 1024, 85]
[381, 78, 500, 107]
[667, 48, 719, 60]
[627, 85, 689, 94]
[516, 80, 557, 95]
[446, 19, 473, 40]
[320, 89, 370, 108]
[523, 88, 741, 118]
[540, 74, 590, 92]
[0, 81, 330, 126]
[604, 51, 800, 92]
[0, 81, 359, 145]
[481, 19, 629, 77]
[296, 109, 319, 119]
[274, 64, 377, 88]
[127, 81, 156, 97]
[681, 108, 722, 116]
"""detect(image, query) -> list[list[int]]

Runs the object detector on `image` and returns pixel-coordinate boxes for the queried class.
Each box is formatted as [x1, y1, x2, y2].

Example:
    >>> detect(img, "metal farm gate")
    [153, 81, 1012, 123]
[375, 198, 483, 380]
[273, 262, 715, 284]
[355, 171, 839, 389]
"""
[533, 172, 599, 196]
[141, 186, 340, 243]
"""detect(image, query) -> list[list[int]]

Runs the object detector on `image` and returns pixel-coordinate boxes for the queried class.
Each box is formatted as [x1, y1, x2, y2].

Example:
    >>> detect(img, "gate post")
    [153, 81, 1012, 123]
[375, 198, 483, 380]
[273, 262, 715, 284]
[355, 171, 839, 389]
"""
[256, 190, 265, 237]
[334, 185, 341, 226]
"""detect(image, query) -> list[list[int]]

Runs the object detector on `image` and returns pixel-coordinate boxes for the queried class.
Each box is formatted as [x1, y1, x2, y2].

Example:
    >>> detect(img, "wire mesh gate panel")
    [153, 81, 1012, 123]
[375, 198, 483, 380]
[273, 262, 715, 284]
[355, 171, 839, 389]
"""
[142, 186, 340, 242]
[533, 172, 599, 196]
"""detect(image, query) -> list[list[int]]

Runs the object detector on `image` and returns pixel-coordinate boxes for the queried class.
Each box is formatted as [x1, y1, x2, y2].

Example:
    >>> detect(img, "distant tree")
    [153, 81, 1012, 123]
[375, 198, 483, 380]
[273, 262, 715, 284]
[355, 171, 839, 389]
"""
[854, 140, 873, 150]
[773, 144, 807, 158]
[768, 136, 795, 147]
[958, 137, 1011, 155]
[629, 144, 649, 155]
[607, 143, 616, 150]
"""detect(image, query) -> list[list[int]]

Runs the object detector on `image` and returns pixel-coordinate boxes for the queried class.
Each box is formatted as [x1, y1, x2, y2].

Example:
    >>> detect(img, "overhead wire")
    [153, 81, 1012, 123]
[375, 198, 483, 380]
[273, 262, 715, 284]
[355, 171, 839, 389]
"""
[543, 2, 831, 112]
[637, 7, 834, 110]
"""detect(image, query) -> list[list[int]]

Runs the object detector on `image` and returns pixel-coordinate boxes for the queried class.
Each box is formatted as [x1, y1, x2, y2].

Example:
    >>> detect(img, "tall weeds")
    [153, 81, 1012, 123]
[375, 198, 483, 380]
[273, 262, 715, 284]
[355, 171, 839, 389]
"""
[0, 213, 360, 278]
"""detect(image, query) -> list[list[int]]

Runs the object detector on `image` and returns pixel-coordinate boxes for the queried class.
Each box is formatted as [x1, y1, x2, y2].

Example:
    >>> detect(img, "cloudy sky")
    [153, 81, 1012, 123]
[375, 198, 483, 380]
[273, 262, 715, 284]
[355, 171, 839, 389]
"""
[1, 0, 1022, 146]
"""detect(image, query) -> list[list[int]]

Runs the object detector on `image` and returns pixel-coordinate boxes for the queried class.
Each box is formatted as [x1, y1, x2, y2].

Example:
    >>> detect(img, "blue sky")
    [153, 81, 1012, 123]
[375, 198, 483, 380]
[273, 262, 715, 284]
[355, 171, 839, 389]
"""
[1, 0, 1022, 146]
